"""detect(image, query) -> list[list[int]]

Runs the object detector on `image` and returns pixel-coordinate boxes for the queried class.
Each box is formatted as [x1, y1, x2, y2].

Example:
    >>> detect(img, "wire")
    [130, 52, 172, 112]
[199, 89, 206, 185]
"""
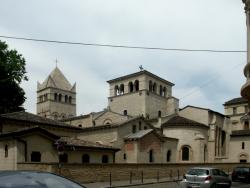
[0, 35, 247, 53]
[180, 62, 245, 100]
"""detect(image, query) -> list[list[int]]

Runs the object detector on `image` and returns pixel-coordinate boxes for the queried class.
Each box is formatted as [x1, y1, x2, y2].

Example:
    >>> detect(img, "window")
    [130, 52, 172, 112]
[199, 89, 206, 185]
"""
[149, 150, 154, 163]
[44, 94, 48, 101]
[58, 94, 62, 102]
[54, 93, 58, 101]
[139, 121, 142, 130]
[123, 110, 127, 116]
[102, 155, 109, 163]
[132, 125, 136, 133]
[82, 154, 90, 163]
[163, 87, 166, 97]
[149, 81, 153, 92]
[69, 96, 72, 104]
[120, 84, 124, 95]
[242, 142, 245, 150]
[244, 121, 249, 130]
[65, 95, 68, 103]
[31, 151, 41, 162]
[129, 82, 133, 92]
[159, 85, 163, 96]
[123, 153, 127, 160]
[182, 146, 190, 161]
[39, 96, 43, 102]
[153, 83, 157, 93]
[134, 80, 139, 91]
[158, 111, 162, 117]
[233, 107, 237, 115]
[59, 153, 68, 163]
[167, 150, 171, 162]
[78, 124, 82, 127]
[114, 85, 119, 96]
[4, 145, 8, 158]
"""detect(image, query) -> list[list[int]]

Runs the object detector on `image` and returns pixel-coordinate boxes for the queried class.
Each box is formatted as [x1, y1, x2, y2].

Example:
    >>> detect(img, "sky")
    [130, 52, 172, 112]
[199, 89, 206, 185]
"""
[0, 0, 247, 115]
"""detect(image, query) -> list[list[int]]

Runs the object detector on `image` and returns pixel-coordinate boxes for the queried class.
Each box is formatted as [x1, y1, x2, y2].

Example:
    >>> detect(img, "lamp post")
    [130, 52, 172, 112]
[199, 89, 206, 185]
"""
[241, 0, 250, 117]
[55, 140, 64, 175]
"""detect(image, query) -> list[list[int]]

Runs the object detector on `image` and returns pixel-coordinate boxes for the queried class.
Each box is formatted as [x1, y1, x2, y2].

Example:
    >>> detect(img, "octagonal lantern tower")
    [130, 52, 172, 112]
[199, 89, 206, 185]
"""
[241, 0, 250, 109]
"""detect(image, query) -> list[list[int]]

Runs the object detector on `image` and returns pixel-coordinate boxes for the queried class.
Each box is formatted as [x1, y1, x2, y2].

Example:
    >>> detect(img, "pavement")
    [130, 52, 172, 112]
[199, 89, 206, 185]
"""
[82, 176, 181, 188]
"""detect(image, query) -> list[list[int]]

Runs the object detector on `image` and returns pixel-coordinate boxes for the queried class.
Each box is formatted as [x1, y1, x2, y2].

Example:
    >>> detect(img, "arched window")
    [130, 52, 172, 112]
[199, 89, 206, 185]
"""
[163, 87, 167, 97]
[69, 96, 72, 104]
[54, 93, 58, 101]
[82, 154, 90, 163]
[120, 84, 124, 95]
[182, 146, 190, 161]
[102, 155, 109, 163]
[31, 151, 41, 162]
[167, 150, 171, 162]
[78, 124, 82, 127]
[128, 82, 133, 93]
[149, 81, 153, 92]
[123, 110, 127, 116]
[65, 95, 68, 103]
[134, 80, 139, 91]
[153, 83, 157, 93]
[58, 94, 62, 102]
[242, 142, 245, 150]
[149, 149, 154, 163]
[114, 85, 119, 96]
[158, 111, 162, 117]
[159, 85, 163, 96]
[5, 145, 8, 158]
[59, 153, 68, 163]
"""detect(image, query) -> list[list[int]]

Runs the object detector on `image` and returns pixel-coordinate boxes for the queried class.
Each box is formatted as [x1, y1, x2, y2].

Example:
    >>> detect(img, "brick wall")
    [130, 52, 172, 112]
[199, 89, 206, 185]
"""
[17, 162, 246, 184]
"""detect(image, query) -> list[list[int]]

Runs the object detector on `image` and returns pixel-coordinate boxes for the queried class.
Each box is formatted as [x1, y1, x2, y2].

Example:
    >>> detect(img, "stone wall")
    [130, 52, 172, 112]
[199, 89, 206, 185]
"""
[17, 162, 245, 184]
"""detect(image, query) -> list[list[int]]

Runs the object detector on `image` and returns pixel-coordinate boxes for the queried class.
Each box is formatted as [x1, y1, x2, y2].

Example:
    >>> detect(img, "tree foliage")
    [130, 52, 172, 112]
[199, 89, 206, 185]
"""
[0, 40, 28, 114]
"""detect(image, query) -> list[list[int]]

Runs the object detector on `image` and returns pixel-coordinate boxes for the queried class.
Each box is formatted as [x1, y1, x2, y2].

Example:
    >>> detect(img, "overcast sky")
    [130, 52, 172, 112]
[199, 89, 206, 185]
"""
[0, 0, 247, 115]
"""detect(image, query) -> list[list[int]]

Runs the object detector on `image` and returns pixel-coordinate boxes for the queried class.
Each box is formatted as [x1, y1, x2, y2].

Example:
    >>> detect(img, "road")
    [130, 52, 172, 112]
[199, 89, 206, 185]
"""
[119, 181, 250, 188]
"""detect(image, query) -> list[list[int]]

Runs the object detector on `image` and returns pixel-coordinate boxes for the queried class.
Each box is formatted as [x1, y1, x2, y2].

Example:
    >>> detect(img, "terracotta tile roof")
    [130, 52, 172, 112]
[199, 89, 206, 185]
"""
[224, 97, 248, 106]
[0, 111, 82, 130]
[0, 126, 60, 140]
[231, 130, 250, 137]
[161, 116, 208, 129]
[124, 129, 153, 140]
[107, 70, 174, 86]
[57, 137, 120, 151]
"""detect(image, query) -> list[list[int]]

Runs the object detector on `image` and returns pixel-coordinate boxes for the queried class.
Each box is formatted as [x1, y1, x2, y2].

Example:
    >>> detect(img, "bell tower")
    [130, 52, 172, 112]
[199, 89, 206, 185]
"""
[37, 66, 76, 120]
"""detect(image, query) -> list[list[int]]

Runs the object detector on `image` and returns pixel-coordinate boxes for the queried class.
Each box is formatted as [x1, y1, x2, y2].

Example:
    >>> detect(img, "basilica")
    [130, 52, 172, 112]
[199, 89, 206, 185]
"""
[1, 61, 250, 170]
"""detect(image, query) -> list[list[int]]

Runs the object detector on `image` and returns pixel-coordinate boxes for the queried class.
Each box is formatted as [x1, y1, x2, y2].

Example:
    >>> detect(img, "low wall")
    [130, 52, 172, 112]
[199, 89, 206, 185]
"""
[17, 162, 248, 183]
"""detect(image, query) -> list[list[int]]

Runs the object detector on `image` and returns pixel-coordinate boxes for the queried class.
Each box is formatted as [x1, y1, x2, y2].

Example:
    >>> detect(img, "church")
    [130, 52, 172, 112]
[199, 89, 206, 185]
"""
[2, 59, 250, 170]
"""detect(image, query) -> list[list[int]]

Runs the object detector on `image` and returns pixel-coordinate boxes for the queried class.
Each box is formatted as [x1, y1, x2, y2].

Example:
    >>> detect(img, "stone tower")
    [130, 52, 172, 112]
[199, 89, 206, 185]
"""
[37, 67, 76, 120]
[107, 70, 179, 119]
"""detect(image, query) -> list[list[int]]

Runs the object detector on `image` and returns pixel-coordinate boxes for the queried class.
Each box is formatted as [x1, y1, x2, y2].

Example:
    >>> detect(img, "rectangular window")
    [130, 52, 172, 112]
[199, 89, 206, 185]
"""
[233, 107, 237, 115]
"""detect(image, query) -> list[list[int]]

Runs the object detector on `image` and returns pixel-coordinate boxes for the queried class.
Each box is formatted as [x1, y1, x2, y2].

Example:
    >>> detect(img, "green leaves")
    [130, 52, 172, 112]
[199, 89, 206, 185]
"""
[0, 40, 28, 114]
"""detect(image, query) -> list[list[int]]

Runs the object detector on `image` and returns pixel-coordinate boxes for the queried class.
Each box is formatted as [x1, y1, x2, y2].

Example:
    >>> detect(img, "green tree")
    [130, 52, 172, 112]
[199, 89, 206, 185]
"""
[0, 40, 28, 114]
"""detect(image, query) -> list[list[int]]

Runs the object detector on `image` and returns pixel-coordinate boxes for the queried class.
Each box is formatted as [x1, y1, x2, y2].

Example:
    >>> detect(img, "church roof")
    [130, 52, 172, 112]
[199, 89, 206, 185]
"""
[0, 126, 60, 140]
[57, 137, 120, 151]
[224, 97, 248, 106]
[107, 70, 174, 86]
[0, 111, 82, 130]
[161, 116, 208, 129]
[38, 67, 75, 91]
